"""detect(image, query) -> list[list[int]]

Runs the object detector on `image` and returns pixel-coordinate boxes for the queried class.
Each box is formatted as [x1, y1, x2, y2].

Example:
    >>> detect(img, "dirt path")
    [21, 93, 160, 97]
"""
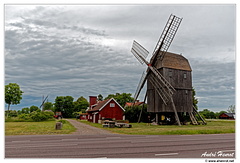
[65, 119, 115, 135]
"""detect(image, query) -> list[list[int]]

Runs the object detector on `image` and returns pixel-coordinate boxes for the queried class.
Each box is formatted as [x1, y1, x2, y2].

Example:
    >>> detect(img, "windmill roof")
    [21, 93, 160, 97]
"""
[157, 52, 192, 71]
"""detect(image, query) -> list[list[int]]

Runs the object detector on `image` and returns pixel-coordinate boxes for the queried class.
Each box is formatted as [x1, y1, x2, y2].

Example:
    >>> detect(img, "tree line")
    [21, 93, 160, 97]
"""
[5, 83, 235, 122]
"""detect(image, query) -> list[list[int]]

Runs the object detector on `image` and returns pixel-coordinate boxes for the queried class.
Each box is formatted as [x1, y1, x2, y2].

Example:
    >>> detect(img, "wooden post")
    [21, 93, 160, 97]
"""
[156, 113, 158, 124]
[170, 98, 181, 126]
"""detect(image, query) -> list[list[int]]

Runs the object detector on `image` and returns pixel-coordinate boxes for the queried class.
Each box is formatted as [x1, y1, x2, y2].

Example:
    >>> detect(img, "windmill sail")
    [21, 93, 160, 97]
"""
[130, 14, 183, 126]
[131, 41, 175, 104]
[40, 95, 49, 109]
[131, 40, 149, 65]
[151, 14, 182, 64]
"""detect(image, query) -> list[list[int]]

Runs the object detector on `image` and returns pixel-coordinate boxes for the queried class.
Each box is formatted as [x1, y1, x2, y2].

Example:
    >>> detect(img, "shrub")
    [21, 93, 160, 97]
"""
[57, 119, 67, 124]
[18, 113, 31, 121]
[29, 111, 45, 121]
[30, 111, 54, 122]
[43, 111, 54, 120]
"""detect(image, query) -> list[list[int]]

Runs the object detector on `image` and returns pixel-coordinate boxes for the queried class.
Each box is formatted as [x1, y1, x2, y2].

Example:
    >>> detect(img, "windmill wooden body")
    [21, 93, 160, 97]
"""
[131, 14, 206, 125]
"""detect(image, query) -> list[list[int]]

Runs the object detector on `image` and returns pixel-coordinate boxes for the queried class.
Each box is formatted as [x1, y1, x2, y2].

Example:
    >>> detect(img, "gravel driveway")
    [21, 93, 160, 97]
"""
[66, 119, 115, 135]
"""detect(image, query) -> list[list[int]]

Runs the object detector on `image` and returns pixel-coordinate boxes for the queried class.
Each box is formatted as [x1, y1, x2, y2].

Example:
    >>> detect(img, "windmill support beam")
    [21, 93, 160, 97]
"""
[170, 98, 181, 126]
[137, 90, 147, 123]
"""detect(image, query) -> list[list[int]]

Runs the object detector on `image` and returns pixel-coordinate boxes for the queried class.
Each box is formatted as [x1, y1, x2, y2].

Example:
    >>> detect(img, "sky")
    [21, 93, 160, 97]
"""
[4, 4, 236, 112]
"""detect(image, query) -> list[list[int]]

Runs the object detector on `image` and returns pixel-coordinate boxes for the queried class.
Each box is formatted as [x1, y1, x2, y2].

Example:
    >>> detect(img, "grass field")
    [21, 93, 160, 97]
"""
[79, 120, 235, 135]
[5, 120, 76, 135]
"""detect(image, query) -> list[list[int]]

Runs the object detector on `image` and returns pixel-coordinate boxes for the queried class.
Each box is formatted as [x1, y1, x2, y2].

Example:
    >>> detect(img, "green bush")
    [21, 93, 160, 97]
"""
[29, 111, 54, 122]
[57, 119, 67, 124]
[18, 113, 31, 121]
[29, 111, 45, 121]
[5, 110, 55, 122]
[43, 111, 54, 120]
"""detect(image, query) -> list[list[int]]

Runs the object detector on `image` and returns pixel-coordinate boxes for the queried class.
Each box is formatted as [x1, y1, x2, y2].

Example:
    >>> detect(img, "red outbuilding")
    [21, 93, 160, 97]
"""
[219, 113, 235, 120]
[87, 96, 125, 123]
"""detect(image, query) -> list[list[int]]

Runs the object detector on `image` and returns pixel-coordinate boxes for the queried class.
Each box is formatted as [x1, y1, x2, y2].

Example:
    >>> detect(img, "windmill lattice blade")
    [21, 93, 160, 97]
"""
[151, 14, 182, 62]
[148, 73, 172, 104]
[148, 76, 168, 105]
[131, 40, 149, 65]
[133, 71, 147, 101]
[149, 66, 175, 94]
[40, 95, 49, 108]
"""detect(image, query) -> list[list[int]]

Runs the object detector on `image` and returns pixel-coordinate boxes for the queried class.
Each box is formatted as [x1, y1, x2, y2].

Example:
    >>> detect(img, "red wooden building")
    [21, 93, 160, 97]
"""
[87, 96, 125, 123]
[219, 113, 235, 120]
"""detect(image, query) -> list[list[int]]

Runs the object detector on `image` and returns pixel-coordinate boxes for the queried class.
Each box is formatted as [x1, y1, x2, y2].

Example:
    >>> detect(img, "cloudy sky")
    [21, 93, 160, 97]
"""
[4, 4, 236, 112]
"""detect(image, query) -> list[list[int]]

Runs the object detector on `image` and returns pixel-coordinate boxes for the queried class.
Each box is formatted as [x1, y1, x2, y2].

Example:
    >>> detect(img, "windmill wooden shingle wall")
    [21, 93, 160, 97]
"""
[147, 52, 193, 113]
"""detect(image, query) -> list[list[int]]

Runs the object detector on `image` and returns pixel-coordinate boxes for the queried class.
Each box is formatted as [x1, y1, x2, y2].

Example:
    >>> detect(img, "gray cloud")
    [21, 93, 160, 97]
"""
[5, 5, 235, 112]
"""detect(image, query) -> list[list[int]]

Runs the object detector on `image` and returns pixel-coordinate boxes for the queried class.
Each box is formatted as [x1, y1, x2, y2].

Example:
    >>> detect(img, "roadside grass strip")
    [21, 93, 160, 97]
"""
[5, 120, 76, 135]
[79, 120, 235, 135]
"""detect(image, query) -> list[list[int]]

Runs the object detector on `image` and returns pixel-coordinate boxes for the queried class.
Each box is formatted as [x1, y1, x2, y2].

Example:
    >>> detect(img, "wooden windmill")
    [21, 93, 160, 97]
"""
[131, 14, 206, 126]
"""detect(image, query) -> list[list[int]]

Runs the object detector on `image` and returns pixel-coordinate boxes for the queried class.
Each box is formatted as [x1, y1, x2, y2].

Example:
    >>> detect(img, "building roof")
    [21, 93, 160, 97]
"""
[125, 101, 144, 107]
[221, 113, 235, 117]
[87, 98, 125, 112]
[155, 52, 192, 71]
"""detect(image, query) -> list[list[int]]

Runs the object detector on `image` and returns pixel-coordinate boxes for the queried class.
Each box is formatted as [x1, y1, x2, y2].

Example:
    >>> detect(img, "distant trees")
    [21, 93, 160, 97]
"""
[30, 105, 41, 113]
[124, 104, 149, 123]
[5, 83, 24, 117]
[104, 93, 134, 107]
[73, 96, 89, 112]
[227, 105, 235, 113]
[43, 102, 53, 111]
[199, 109, 216, 119]
[97, 94, 103, 101]
[55, 96, 74, 118]
[192, 87, 198, 109]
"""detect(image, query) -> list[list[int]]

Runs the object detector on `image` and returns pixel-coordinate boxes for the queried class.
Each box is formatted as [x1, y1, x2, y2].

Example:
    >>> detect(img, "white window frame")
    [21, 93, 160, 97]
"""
[110, 103, 115, 107]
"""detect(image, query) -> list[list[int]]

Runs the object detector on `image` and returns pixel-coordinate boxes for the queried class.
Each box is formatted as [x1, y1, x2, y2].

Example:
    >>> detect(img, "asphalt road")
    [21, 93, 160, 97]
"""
[5, 133, 235, 158]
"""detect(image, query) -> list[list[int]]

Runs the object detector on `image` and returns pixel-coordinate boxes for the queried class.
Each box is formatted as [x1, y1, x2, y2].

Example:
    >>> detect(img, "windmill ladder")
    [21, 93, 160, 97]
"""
[193, 106, 207, 125]
[189, 112, 198, 125]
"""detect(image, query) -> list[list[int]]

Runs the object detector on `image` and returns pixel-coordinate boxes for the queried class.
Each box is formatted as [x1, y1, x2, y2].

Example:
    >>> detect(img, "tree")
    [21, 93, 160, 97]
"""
[63, 96, 74, 117]
[104, 93, 134, 107]
[30, 105, 41, 113]
[192, 87, 198, 109]
[5, 83, 23, 117]
[21, 107, 30, 114]
[227, 105, 235, 113]
[43, 102, 53, 111]
[97, 94, 103, 101]
[73, 96, 89, 112]
[124, 104, 149, 123]
[55, 96, 74, 118]
[55, 96, 65, 112]
[199, 109, 216, 119]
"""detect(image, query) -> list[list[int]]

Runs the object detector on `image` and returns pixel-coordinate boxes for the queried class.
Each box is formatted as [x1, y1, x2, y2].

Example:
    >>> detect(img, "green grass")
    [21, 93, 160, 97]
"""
[5, 120, 76, 135]
[79, 120, 235, 135]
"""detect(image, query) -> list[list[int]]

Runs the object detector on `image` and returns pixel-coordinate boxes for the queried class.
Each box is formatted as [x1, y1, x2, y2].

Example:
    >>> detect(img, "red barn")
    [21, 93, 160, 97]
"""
[219, 113, 235, 120]
[87, 96, 125, 123]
